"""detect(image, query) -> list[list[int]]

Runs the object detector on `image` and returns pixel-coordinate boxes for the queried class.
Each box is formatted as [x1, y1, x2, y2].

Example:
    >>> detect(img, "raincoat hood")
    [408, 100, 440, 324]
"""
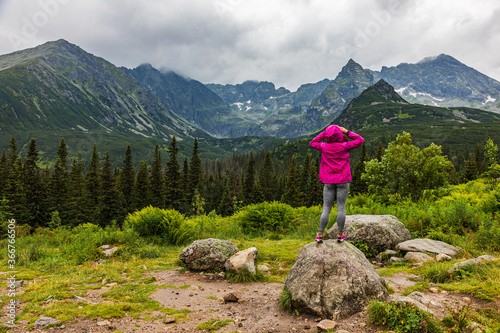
[324, 125, 347, 143]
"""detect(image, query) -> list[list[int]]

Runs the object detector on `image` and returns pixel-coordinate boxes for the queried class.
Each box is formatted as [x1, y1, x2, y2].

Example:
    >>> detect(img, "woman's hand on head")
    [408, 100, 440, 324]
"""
[339, 126, 348, 134]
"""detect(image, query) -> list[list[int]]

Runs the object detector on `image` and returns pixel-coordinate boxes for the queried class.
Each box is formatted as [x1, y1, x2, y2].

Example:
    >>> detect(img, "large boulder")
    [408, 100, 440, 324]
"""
[326, 215, 411, 254]
[179, 238, 238, 272]
[396, 238, 462, 258]
[284, 240, 388, 319]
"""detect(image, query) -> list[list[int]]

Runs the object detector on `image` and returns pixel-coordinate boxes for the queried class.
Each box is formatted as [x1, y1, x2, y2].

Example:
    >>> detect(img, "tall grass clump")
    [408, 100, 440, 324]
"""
[125, 206, 193, 246]
[238, 201, 295, 237]
[367, 300, 442, 333]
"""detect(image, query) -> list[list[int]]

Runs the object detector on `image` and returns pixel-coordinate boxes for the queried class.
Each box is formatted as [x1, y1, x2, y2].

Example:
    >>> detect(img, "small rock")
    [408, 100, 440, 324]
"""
[404, 252, 434, 263]
[428, 282, 438, 288]
[317, 319, 337, 330]
[304, 324, 311, 329]
[107, 282, 118, 287]
[164, 318, 175, 324]
[97, 320, 111, 327]
[388, 257, 404, 265]
[217, 272, 225, 279]
[99, 245, 119, 258]
[223, 290, 243, 302]
[429, 287, 439, 293]
[34, 316, 60, 328]
[436, 253, 452, 262]
[258, 264, 270, 272]
[101, 278, 108, 285]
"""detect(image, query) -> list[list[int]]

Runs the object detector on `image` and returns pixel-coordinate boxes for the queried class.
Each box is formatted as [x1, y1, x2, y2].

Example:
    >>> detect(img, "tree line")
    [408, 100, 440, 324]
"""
[1, 133, 498, 229]
[0, 136, 325, 229]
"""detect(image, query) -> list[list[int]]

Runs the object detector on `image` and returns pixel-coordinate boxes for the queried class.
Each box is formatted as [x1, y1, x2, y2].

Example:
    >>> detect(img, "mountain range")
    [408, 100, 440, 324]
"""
[1, 39, 500, 162]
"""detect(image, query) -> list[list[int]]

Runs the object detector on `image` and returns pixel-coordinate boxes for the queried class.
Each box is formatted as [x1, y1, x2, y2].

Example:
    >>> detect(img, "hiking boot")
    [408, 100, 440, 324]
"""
[337, 232, 347, 243]
[315, 232, 323, 243]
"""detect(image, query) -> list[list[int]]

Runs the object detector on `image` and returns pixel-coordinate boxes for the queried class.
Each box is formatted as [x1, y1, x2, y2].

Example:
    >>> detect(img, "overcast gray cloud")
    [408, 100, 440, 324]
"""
[1, 0, 499, 90]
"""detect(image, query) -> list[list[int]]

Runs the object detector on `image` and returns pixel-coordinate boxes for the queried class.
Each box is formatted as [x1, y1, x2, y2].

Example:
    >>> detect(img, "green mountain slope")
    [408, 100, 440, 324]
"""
[336, 80, 500, 150]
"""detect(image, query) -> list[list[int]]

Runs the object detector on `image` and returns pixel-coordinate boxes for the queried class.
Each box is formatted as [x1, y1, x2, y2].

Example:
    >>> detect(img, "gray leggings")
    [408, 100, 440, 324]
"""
[318, 183, 349, 234]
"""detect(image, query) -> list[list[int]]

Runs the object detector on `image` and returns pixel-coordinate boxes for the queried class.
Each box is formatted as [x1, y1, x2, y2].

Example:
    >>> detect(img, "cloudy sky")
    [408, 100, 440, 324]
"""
[0, 0, 499, 91]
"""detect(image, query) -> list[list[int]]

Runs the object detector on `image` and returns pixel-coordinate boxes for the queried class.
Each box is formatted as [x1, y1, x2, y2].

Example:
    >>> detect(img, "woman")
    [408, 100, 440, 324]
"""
[310, 125, 364, 243]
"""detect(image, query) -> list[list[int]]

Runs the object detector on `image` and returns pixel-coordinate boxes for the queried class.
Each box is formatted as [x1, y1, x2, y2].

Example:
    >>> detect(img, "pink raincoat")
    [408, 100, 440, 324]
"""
[310, 125, 364, 184]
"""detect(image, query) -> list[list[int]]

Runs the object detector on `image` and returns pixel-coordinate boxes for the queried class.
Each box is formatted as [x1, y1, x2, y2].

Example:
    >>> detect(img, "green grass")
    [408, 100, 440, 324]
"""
[1, 179, 499, 330]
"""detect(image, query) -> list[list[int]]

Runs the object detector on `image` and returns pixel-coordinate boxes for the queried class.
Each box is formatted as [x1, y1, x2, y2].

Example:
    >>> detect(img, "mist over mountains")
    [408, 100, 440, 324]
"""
[1, 39, 500, 160]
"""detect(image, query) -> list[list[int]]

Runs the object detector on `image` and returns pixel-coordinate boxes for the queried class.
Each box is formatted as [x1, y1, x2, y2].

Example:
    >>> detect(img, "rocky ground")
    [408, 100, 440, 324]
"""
[2, 268, 492, 333]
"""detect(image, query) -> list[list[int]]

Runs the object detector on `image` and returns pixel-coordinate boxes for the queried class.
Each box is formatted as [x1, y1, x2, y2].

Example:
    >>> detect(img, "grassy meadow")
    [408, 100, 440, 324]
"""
[0, 178, 499, 331]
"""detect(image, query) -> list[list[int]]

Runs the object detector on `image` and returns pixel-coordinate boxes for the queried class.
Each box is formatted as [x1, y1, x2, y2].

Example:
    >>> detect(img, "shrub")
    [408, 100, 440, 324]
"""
[367, 300, 442, 333]
[239, 201, 295, 235]
[475, 218, 500, 252]
[125, 206, 193, 246]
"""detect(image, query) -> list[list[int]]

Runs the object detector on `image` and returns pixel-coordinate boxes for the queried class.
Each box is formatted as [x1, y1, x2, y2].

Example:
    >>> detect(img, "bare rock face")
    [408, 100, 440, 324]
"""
[396, 238, 462, 258]
[326, 215, 411, 254]
[225, 247, 259, 274]
[284, 240, 388, 319]
[179, 238, 238, 272]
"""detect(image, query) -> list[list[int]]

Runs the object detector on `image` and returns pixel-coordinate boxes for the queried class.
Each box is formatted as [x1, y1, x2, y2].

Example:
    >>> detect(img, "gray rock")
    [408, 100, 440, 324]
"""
[284, 240, 388, 319]
[99, 245, 119, 258]
[404, 252, 434, 263]
[448, 255, 497, 274]
[408, 291, 430, 305]
[396, 238, 462, 258]
[436, 253, 452, 262]
[223, 290, 243, 302]
[389, 295, 432, 314]
[225, 247, 259, 274]
[388, 257, 404, 265]
[317, 319, 338, 330]
[326, 215, 411, 254]
[376, 249, 400, 264]
[179, 238, 239, 272]
[34, 316, 60, 328]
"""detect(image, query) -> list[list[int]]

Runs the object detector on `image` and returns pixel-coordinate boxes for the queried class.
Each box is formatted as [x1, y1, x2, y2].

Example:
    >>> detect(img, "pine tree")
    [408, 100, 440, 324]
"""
[375, 142, 384, 161]
[283, 156, 300, 207]
[298, 154, 311, 206]
[243, 151, 256, 205]
[180, 157, 189, 213]
[99, 152, 124, 226]
[165, 136, 182, 210]
[461, 153, 477, 182]
[8, 137, 18, 168]
[118, 145, 135, 214]
[85, 144, 100, 224]
[134, 160, 150, 210]
[66, 154, 88, 226]
[474, 144, 485, 176]
[217, 177, 234, 216]
[50, 138, 69, 219]
[23, 139, 45, 227]
[310, 158, 323, 206]
[259, 150, 275, 202]
[0, 149, 8, 199]
[6, 138, 26, 222]
[150, 144, 165, 208]
[188, 138, 203, 208]
[351, 144, 369, 194]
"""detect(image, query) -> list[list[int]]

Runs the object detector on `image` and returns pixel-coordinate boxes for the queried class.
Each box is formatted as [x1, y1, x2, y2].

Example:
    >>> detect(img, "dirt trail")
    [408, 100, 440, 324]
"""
[1, 269, 490, 333]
